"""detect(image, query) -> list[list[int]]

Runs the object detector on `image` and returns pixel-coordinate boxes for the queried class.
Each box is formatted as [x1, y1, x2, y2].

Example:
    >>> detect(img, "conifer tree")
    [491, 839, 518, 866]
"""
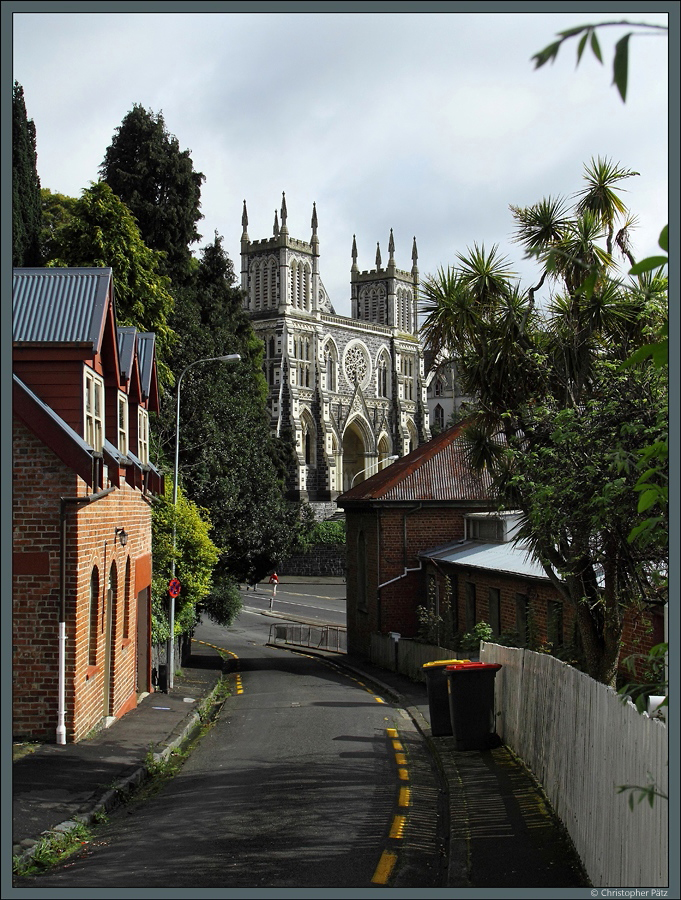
[12, 82, 43, 266]
[100, 104, 205, 283]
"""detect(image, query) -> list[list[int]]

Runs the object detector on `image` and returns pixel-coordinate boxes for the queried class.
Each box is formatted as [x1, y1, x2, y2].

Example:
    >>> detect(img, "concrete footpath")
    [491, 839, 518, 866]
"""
[11, 615, 589, 890]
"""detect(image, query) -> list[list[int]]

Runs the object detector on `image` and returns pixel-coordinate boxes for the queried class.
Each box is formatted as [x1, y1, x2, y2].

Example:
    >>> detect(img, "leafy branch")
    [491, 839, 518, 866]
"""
[532, 21, 668, 102]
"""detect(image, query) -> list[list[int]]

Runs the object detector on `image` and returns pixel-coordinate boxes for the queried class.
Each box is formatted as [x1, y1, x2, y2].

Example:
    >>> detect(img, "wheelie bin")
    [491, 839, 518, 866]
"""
[445, 662, 502, 750]
[422, 659, 470, 736]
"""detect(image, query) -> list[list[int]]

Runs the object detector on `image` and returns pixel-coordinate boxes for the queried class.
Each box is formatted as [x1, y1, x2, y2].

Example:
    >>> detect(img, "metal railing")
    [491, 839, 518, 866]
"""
[269, 622, 347, 653]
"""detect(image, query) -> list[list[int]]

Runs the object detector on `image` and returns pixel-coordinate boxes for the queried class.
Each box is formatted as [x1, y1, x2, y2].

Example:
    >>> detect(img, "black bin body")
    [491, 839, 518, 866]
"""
[422, 659, 470, 736]
[446, 662, 502, 750]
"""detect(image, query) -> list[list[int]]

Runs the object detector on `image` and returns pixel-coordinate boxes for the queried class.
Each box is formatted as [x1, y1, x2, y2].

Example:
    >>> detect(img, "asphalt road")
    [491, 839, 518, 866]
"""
[242, 581, 346, 626]
[19, 609, 443, 889]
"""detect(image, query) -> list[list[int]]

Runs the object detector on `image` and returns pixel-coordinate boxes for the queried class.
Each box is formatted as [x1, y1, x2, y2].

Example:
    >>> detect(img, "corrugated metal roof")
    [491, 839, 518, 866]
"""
[13, 267, 113, 348]
[421, 538, 552, 581]
[117, 327, 137, 381]
[136, 333, 156, 399]
[338, 424, 494, 504]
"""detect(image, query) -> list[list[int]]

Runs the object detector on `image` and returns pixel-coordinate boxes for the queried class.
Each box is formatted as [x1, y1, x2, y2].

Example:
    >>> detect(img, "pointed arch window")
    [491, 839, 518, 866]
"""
[434, 404, 444, 430]
[123, 558, 132, 641]
[303, 263, 311, 310]
[88, 567, 100, 667]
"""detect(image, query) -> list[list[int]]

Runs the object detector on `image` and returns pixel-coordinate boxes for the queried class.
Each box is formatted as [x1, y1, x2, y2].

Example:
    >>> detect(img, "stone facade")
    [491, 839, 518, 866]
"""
[240, 194, 430, 509]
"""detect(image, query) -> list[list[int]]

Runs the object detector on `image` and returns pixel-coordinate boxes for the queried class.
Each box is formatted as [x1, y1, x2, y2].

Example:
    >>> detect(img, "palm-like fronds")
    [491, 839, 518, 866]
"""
[455, 243, 516, 306]
[420, 265, 479, 357]
[576, 156, 639, 254]
[510, 196, 571, 252]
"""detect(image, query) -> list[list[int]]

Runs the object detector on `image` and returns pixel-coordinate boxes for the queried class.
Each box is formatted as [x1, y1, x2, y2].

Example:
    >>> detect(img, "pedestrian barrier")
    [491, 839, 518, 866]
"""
[269, 622, 347, 653]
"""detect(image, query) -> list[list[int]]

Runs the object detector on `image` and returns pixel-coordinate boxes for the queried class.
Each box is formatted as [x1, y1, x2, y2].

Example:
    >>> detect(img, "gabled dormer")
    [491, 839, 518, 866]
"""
[13, 267, 162, 495]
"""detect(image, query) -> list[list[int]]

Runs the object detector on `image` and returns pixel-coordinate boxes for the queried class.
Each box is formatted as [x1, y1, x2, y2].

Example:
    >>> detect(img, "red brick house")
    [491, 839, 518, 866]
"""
[337, 424, 497, 657]
[12, 267, 163, 743]
[339, 426, 665, 668]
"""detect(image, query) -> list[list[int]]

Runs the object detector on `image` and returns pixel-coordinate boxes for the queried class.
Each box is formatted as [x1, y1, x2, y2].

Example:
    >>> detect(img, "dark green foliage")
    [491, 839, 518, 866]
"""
[421, 159, 667, 686]
[45, 181, 176, 388]
[12, 82, 42, 266]
[100, 104, 205, 283]
[40, 189, 77, 262]
[293, 515, 346, 553]
[155, 233, 301, 586]
[199, 579, 243, 628]
[531, 20, 667, 103]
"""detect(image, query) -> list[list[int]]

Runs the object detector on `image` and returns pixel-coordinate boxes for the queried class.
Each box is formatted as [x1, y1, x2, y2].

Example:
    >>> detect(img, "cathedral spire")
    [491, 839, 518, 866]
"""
[273, 210, 279, 237]
[411, 236, 419, 278]
[351, 234, 358, 273]
[241, 200, 249, 240]
[375, 242, 382, 269]
[311, 201, 318, 235]
[280, 192, 288, 234]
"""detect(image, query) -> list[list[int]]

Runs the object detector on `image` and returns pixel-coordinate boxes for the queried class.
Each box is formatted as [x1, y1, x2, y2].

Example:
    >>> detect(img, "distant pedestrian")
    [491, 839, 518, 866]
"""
[269, 572, 279, 609]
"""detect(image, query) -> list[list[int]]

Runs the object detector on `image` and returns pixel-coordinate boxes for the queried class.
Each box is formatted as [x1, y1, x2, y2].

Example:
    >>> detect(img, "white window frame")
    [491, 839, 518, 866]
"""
[84, 369, 104, 452]
[118, 391, 129, 456]
[137, 407, 149, 464]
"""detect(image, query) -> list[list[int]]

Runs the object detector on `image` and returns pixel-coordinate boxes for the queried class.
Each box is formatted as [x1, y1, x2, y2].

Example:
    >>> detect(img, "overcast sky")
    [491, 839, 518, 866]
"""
[11, 7, 670, 318]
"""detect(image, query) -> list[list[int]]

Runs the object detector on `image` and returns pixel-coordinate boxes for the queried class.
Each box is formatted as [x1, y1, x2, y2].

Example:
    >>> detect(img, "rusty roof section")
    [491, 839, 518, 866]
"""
[338, 424, 495, 505]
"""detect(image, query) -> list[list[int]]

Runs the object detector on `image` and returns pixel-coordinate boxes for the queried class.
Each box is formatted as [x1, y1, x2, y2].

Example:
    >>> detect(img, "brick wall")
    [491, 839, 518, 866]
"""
[13, 418, 153, 742]
[344, 498, 661, 669]
[345, 505, 480, 656]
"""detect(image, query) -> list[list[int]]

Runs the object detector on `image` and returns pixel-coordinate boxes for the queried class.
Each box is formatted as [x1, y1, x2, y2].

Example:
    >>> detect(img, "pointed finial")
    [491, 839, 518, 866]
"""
[352, 234, 358, 261]
[375, 242, 382, 269]
[388, 228, 395, 261]
[241, 200, 248, 230]
[273, 210, 279, 236]
[281, 192, 288, 228]
[412, 236, 418, 264]
[311, 201, 318, 235]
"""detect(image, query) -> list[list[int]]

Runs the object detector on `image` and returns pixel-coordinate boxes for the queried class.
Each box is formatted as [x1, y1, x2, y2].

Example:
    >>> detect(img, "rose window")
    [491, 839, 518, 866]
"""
[344, 343, 370, 387]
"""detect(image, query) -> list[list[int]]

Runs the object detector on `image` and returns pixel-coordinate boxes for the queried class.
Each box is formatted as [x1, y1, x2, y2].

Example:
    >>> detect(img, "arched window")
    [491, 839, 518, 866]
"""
[88, 567, 99, 667]
[269, 261, 277, 307]
[123, 558, 132, 641]
[107, 562, 118, 640]
[325, 343, 338, 393]
[303, 264, 311, 309]
[377, 355, 388, 398]
[434, 404, 444, 430]
[254, 263, 262, 310]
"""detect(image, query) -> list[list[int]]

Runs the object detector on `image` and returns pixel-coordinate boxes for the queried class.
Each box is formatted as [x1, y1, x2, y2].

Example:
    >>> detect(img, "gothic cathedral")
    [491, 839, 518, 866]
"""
[241, 193, 430, 515]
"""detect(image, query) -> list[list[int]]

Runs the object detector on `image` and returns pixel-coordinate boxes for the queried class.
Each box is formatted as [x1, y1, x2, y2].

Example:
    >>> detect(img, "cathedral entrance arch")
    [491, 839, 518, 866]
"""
[342, 418, 372, 491]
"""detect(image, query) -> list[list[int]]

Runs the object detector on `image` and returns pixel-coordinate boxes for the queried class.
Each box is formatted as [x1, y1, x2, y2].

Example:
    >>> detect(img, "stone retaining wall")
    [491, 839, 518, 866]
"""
[278, 545, 346, 577]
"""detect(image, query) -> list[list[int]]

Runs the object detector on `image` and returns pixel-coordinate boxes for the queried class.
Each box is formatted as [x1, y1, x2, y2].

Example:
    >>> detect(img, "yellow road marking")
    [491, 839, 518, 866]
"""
[392, 740, 404, 752]
[398, 767, 408, 780]
[374, 696, 385, 704]
[386, 727, 398, 738]
[395, 752, 407, 766]
[389, 815, 407, 839]
[371, 850, 397, 884]
[398, 787, 411, 807]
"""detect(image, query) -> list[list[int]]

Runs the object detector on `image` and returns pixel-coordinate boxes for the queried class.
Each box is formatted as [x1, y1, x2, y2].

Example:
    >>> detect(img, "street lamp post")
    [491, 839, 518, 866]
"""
[350, 454, 398, 488]
[167, 353, 240, 691]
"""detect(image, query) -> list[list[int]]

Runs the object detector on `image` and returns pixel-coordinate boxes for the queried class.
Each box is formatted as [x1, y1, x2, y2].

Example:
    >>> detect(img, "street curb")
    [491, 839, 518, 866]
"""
[12, 675, 227, 873]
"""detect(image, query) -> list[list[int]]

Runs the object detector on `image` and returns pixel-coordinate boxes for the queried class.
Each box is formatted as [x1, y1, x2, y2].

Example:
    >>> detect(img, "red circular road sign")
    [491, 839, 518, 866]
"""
[168, 578, 182, 598]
